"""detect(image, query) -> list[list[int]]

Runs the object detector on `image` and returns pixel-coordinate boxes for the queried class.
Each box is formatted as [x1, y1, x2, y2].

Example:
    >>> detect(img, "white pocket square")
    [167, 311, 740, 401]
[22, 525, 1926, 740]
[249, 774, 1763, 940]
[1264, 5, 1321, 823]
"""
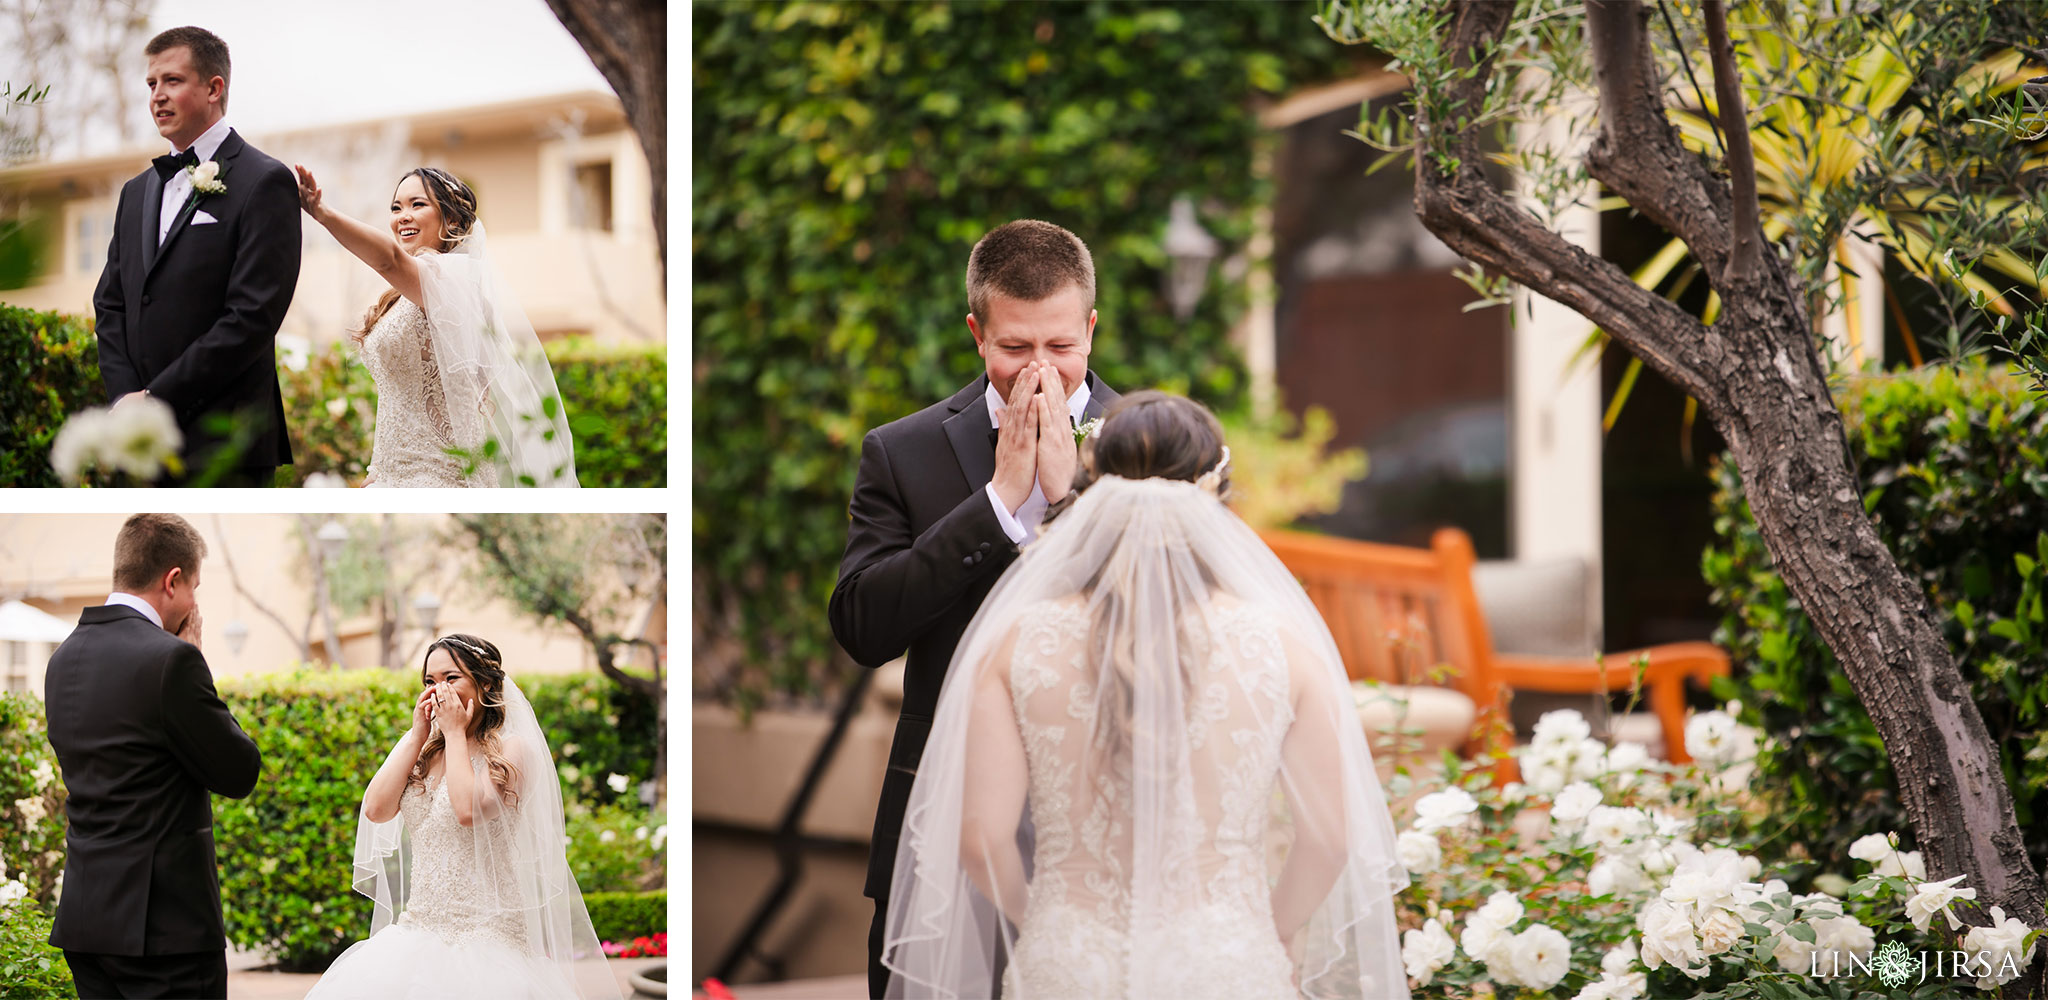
[192, 211, 219, 225]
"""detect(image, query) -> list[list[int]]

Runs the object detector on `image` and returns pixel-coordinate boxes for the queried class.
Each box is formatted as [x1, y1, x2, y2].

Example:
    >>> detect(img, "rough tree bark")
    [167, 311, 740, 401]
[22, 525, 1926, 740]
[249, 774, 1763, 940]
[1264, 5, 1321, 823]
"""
[545, 0, 666, 290]
[1407, 0, 2045, 944]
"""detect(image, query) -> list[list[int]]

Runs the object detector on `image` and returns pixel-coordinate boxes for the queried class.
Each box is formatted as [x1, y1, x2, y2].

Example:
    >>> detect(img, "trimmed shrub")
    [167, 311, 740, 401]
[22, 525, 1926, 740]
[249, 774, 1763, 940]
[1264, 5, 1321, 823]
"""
[0, 901, 74, 999]
[584, 890, 666, 943]
[565, 801, 664, 895]
[521, 673, 660, 809]
[277, 342, 379, 485]
[1705, 362, 2048, 876]
[0, 304, 101, 488]
[549, 338, 667, 488]
[0, 694, 66, 907]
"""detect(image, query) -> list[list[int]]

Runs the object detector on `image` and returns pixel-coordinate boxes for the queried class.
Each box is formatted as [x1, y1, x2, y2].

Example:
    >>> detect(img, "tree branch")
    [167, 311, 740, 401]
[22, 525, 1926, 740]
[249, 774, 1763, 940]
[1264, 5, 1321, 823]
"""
[211, 515, 308, 661]
[1703, 0, 1762, 283]
[1416, 0, 1728, 411]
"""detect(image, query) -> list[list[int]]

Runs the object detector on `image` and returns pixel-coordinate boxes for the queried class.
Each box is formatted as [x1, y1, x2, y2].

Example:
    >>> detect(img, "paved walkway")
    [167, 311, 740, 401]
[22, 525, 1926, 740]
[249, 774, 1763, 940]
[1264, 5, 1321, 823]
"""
[225, 946, 668, 998]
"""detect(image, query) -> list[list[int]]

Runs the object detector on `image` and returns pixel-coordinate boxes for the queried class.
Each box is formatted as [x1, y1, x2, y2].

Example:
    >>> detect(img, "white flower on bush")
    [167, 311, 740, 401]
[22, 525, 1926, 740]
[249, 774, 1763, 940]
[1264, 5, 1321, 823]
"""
[1809, 914, 1876, 978]
[1501, 924, 1572, 991]
[1906, 873, 1976, 932]
[1586, 805, 1651, 850]
[0, 878, 26, 907]
[1402, 917, 1456, 986]
[1848, 831, 1926, 882]
[607, 772, 630, 794]
[1533, 709, 1592, 750]
[1412, 787, 1479, 832]
[1683, 709, 1759, 766]
[650, 824, 667, 850]
[1602, 741, 1651, 787]
[51, 396, 184, 484]
[14, 796, 46, 825]
[1962, 905, 2037, 988]
[1551, 782, 1602, 828]
[1696, 908, 1746, 956]
[1460, 891, 1524, 965]
[1589, 857, 1648, 896]
[1660, 849, 1747, 921]
[1396, 830, 1441, 874]
[1602, 939, 1639, 977]
[562, 742, 579, 758]
[1637, 898, 1708, 977]
[31, 759, 54, 791]
[301, 472, 346, 488]
[633, 826, 650, 842]
[599, 829, 617, 844]
[1574, 972, 1647, 1000]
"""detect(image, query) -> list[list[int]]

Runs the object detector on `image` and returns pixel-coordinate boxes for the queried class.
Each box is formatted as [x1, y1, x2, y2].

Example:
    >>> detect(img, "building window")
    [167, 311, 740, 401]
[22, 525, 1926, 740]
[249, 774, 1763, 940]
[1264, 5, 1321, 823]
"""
[4, 641, 25, 694]
[75, 208, 114, 275]
[571, 160, 613, 232]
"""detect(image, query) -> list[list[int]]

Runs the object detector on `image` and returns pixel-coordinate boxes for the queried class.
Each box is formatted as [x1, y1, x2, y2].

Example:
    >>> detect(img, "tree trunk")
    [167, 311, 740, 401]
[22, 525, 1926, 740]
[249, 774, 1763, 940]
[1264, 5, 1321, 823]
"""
[545, 0, 666, 289]
[1408, 0, 2045, 937]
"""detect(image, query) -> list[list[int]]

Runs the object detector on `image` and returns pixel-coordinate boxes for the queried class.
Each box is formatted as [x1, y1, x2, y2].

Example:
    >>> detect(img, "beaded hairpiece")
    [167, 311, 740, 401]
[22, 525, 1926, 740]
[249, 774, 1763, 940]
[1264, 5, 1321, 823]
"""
[1194, 445, 1231, 497]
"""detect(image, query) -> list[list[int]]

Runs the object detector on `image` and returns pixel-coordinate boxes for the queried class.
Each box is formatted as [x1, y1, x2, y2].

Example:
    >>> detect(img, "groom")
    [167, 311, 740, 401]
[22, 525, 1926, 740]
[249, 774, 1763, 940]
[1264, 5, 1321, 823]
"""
[830, 219, 1119, 998]
[94, 26, 301, 486]
[43, 513, 262, 999]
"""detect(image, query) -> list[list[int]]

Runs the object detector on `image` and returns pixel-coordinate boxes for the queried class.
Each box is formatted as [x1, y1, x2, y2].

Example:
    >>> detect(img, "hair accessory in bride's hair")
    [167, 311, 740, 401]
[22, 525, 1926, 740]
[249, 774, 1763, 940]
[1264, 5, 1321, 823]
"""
[437, 635, 499, 667]
[1194, 445, 1230, 497]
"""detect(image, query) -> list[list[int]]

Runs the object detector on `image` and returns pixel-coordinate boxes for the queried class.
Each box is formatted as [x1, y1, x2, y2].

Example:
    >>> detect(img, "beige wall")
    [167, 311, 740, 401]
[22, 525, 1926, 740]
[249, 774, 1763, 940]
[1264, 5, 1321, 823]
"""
[0, 91, 663, 349]
[0, 513, 655, 700]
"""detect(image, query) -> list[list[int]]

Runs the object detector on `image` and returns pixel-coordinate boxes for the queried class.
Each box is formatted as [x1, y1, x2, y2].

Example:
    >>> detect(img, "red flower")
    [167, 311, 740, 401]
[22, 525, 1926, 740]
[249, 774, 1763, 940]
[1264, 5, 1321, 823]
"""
[702, 979, 738, 1000]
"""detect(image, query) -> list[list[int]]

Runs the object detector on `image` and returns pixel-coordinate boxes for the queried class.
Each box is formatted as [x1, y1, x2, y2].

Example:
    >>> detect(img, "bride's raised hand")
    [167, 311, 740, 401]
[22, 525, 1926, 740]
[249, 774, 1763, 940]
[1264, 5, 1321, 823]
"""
[292, 164, 325, 217]
[408, 686, 436, 742]
[432, 685, 474, 740]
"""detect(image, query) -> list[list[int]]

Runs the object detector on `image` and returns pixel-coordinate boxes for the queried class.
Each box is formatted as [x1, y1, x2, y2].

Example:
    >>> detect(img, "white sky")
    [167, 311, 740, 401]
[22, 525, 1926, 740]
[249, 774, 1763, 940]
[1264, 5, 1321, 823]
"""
[140, 0, 612, 139]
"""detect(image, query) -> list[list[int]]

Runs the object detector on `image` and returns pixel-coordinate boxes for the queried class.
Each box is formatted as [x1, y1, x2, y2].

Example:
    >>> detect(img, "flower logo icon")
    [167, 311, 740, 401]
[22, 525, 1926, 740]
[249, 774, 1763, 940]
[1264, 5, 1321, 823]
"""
[1873, 940, 1919, 988]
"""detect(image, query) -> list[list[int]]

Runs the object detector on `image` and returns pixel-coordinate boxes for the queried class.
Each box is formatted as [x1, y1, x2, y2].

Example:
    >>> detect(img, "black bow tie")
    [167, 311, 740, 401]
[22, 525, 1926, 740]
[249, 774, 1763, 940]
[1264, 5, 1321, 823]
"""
[153, 148, 199, 182]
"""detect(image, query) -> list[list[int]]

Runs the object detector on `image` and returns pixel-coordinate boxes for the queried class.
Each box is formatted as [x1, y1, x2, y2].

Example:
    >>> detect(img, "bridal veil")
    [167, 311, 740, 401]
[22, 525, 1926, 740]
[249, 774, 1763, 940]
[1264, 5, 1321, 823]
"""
[881, 473, 1410, 999]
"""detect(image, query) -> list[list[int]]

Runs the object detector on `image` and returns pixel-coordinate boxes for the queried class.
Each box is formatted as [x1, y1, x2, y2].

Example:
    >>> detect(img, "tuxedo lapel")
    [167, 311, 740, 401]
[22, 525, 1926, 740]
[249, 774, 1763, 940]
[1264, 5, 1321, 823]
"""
[941, 375, 995, 491]
[140, 167, 163, 275]
[148, 130, 242, 283]
[1081, 371, 1116, 421]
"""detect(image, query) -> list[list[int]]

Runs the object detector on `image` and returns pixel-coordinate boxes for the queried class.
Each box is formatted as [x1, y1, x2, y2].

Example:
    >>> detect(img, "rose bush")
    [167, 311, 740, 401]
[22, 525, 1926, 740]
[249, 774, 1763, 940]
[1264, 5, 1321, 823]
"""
[1390, 706, 2041, 998]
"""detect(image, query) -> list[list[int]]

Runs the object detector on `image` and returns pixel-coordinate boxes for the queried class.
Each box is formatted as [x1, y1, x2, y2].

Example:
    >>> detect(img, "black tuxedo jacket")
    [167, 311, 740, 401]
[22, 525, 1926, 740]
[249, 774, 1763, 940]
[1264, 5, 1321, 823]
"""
[43, 605, 262, 956]
[93, 128, 302, 475]
[830, 372, 1117, 899]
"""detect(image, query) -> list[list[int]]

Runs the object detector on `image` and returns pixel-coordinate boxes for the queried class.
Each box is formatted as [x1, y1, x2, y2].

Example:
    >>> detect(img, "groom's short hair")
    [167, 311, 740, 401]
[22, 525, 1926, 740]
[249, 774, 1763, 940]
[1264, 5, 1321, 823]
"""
[112, 514, 208, 593]
[145, 27, 232, 109]
[966, 220, 1096, 322]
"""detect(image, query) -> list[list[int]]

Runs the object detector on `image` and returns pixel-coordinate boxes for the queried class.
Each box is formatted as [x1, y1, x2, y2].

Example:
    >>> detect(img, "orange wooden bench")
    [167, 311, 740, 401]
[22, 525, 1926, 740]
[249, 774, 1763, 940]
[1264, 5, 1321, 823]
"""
[1258, 526, 1730, 776]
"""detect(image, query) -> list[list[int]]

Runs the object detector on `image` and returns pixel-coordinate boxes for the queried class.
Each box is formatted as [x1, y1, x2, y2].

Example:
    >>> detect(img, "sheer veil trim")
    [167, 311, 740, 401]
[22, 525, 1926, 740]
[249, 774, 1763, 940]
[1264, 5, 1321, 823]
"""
[881, 474, 1410, 1000]
[413, 224, 580, 487]
[349, 675, 618, 998]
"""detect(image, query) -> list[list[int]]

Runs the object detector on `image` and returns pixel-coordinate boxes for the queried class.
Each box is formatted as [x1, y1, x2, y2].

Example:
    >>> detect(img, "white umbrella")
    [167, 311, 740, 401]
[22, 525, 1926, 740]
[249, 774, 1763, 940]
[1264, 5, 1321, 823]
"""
[0, 600, 75, 644]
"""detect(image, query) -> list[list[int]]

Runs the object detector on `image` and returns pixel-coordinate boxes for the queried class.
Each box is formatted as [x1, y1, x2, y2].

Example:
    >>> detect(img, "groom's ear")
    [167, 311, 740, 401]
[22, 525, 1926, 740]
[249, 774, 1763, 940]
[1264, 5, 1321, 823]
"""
[967, 313, 986, 352]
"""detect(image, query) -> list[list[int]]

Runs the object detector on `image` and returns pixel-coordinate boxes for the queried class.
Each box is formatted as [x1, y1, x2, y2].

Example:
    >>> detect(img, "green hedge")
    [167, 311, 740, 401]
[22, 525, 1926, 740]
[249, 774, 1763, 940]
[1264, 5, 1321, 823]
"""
[693, 1, 1362, 696]
[0, 305, 101, 488]
[0, 310, 663, 488]
[585, 890, 666, 943]
[1705, 362, 2048, 877]
[522, 673, 661, 809]
[0, 902, 74, 999]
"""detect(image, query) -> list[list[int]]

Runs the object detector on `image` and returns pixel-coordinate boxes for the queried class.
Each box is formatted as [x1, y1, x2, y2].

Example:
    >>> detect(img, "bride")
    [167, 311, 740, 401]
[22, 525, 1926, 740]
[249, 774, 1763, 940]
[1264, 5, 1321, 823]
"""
[882, 391, 1409, 999]
[293, 164, 578, 487]
[306, 634, 618, 999]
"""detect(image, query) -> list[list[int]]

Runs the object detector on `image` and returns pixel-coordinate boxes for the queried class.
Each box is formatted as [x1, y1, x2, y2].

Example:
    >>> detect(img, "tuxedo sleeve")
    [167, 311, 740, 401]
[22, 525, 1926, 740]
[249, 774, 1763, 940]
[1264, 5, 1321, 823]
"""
[159, 643, 262, 799]
[829, 427, 1015, 668]
[93, 185, 142, 399]
[145, 162, 303, 419]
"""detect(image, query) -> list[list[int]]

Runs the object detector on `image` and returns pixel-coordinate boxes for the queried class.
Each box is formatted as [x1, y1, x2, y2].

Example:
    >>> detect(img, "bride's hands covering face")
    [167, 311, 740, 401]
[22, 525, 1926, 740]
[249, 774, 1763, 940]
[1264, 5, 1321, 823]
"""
[409, 687, 436, 741]
[432, 683, 474, 739]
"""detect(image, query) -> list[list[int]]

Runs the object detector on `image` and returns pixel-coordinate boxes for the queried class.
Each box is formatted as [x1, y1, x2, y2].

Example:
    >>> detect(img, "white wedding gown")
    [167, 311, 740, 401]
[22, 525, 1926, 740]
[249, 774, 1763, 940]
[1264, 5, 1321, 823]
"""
[356, 297, 498, 488]
[1001, 598, 1298, 1000]
[305, 763, 577, 999]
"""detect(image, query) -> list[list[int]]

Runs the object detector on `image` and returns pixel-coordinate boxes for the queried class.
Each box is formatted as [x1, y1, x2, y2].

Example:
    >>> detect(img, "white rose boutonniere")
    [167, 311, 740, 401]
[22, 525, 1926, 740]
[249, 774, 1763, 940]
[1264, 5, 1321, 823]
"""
[187, 160, 225, 196]
[1073, 416, 1103, 447]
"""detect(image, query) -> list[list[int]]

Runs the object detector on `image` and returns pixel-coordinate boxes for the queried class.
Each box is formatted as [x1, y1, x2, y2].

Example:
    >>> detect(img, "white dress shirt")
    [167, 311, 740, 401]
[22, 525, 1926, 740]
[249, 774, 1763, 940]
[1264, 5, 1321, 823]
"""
[983, 377, 1093, 546]
[104, 592, 165, 630]
[160, 116, 233, 245]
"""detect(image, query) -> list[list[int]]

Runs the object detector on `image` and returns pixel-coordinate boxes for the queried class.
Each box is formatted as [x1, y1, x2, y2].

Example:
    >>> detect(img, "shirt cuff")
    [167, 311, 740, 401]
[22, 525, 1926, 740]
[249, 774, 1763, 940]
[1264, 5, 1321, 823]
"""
[985, 482, 1028, 544]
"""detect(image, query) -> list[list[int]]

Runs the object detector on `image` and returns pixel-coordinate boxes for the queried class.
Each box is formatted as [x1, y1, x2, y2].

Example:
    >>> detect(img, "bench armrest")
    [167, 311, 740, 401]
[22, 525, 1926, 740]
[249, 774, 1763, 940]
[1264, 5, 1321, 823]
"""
[1483, 641, 1730, 764]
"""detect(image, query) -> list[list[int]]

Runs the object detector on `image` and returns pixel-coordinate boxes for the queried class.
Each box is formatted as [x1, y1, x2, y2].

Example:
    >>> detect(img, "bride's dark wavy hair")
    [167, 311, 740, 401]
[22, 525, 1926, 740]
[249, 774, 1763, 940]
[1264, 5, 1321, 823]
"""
[406, 632, 521, 809]
[1040, 390, 1233, 784]
[352, 167, 481, 344]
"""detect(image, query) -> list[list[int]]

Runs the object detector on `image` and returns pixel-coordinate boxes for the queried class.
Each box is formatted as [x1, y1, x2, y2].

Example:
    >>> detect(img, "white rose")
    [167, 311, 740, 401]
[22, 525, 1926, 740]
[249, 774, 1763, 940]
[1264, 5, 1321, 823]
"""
[1848, 832, 1897, 864]
[1573, 971, 1646, 1000]
[326, 397, 348, 417]
[562, 743, 580, 757]
[633, 826, 649, 841]
[1402, 918, 1457, 986]
[1412, 787, 1479, 832]
[50, 408, 113, 484]
[1603, 741, 1650, 784]
[30, 760, 54, 791]
[1906, 874, 1976, 932]
[1684, 710, 1759, 766]
[1809, 914, 1875, 977]
[1474, 890, 1525, 930]
[1504, 924, 1571, 991]
[13, 797, 46, 825]
[1533, 709, 1592, 750]
[1772, 921, 1820, 975]
[1697, 908, 1746, 955]
[599, 829, 616, 844]
[102, 394, 184, 479]
[1637, 898, 1707, 977]
[1589, 857, 1646, 896]
[1602, 939, 1639, 977]
[1569, 737, 1610, 782]
[650, 825, 667, 850]
[0, 880, 26, 906]
[1879, 850, 1926, 881]
[1552, 782, 1602, 827]
[1520, 749, 1571, 795]
[1962, 905, 2036, 989]
[1460, 917, 1510, 967]
[1587, 806, 1651, 850]
[1396, 831, 1441, 874]
[607, 772, 630, 794]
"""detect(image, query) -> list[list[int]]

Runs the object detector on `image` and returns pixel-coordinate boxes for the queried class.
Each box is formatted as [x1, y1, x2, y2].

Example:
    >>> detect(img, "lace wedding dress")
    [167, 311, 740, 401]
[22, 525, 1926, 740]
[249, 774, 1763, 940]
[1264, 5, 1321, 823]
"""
[1001, 597, 1299, 1000]
[357, 298, 497, 488]
[305, 761, 579, 999]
